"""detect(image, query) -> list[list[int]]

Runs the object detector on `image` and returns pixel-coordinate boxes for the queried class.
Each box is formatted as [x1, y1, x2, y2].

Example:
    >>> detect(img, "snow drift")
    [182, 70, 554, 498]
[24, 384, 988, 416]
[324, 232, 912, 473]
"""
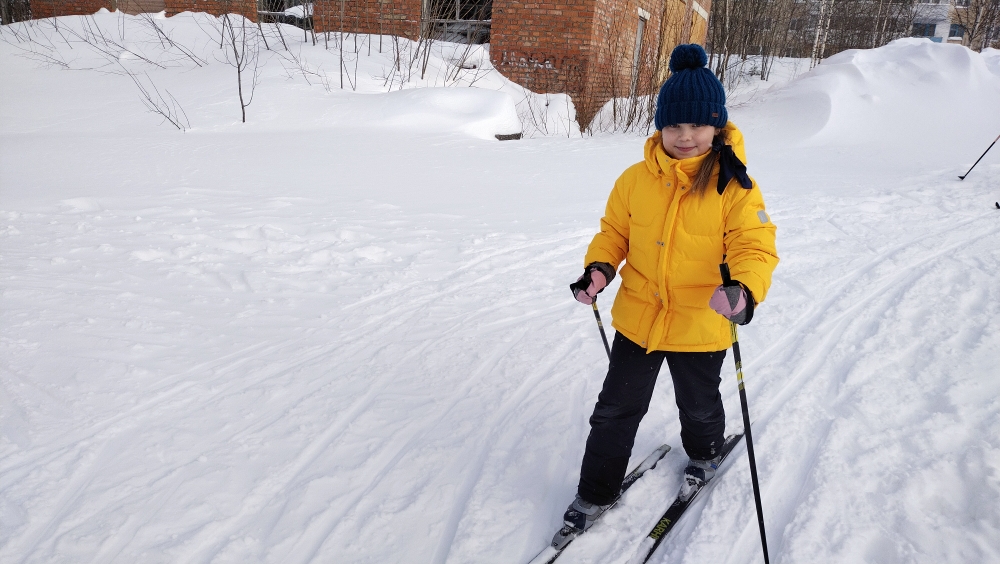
[326, 87, 522, 139]
[0, 11, 553, 138]
[736, 38, 1000, 163]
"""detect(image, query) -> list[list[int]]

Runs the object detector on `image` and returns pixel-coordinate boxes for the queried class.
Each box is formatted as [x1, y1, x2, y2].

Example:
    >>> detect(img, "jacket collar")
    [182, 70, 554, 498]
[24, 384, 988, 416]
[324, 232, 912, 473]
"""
[642, 121, 749, 180]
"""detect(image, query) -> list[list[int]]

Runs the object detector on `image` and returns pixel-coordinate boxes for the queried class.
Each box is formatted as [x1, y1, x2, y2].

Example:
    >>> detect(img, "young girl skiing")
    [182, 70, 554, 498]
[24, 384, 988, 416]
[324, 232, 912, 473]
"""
[564, 44, 779, 532]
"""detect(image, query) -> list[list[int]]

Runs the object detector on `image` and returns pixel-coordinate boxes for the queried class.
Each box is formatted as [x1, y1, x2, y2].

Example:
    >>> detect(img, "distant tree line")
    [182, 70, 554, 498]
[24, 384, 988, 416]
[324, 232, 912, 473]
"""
[706, 0, 1000, 83]
[2, 0, 31, 23]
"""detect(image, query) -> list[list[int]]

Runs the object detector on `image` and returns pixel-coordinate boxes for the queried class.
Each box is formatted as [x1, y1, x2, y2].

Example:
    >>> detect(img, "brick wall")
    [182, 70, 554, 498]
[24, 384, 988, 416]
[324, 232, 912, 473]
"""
[119, 0, 166, 13]
[164, 0, 256, 19]
[490, 0, 597, 122]
[492, 0, 684, 128]
[313, 0, 422, 40]
[588, 0, 667, 114]
[29, 0, 113, 18]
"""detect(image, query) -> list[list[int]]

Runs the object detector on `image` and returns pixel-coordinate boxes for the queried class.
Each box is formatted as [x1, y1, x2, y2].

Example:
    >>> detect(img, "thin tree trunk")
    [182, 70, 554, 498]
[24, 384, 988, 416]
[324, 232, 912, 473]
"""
[257, 18, 270, 50]
[340, 0, 345, 88]
[681, 0, 694, 43]
[811, 0, 829, 67]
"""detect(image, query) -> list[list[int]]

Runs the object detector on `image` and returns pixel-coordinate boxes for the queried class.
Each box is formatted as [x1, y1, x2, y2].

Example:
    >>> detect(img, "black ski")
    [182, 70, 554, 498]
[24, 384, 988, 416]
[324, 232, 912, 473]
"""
[528, 443, 671, 564]
[627, 433, 745, 564]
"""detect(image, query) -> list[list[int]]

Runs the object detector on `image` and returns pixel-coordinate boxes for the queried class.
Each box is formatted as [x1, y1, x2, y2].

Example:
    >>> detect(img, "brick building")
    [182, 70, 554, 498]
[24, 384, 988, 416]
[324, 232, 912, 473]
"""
[11, 0, 250, 21]
[312, 0, 712, 127]
[24, 0, 110, 19]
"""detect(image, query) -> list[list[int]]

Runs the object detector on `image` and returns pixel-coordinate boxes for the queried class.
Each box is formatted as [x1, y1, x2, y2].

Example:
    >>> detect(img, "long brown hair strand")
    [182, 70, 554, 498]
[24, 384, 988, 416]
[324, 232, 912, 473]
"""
[691, 129, 730, 196]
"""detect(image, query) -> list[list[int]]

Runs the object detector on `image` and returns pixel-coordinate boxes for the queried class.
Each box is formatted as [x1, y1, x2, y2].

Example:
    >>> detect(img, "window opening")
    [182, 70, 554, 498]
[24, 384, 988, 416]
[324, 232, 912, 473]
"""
[257, 0, 313, 30]
[426, 0, 493, 44]
[631, 14, 648, 97]
[911, 22, 936, 37]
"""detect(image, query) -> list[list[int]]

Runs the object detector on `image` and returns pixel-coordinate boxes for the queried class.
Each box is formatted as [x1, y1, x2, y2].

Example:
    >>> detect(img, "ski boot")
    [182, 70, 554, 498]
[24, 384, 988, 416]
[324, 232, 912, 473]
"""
[562, 495, 612, 532]
[678, 455, 721, 502]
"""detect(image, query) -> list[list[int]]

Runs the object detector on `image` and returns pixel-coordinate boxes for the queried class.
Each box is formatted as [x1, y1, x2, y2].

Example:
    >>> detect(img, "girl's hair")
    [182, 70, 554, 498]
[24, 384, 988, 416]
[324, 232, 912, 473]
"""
[691, 129, 730, 196]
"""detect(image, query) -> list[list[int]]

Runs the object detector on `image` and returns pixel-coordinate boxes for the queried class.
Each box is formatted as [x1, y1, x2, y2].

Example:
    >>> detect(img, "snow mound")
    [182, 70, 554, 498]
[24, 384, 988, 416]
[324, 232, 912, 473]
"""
[738, 39, 1000, 160]
[0, 12, 532, 138]
[338, 88, 522, 139]
[982, 47, 1000, 77]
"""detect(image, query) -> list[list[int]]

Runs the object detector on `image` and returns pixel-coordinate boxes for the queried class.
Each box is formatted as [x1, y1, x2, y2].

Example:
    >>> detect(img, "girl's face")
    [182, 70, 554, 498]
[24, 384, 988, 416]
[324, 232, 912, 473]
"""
[661, 124, 719, 160]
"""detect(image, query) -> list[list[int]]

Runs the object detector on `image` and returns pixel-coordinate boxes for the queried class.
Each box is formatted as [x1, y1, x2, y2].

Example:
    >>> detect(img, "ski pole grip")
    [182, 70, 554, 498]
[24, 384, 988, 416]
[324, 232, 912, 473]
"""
[720, 263, 732, 285]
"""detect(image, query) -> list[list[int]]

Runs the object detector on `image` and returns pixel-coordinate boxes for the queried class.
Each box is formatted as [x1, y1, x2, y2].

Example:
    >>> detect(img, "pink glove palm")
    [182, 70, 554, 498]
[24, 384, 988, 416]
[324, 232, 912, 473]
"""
[571, 270, 607, 305]
[709, 284, 748, 324]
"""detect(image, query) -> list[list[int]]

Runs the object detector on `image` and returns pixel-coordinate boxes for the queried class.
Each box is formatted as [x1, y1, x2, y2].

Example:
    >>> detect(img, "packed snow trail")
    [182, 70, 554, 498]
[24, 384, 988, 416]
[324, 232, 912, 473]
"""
[0, 188, 617, 563]
[3, 16, 1000, 564]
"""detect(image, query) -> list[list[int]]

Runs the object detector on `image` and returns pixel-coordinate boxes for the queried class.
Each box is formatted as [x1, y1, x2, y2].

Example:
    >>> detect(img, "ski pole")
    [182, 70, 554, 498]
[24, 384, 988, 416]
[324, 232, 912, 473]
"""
[959, 131, 1000, 180]
[720, 263, 770, 564]
[591, 297, 612, 360]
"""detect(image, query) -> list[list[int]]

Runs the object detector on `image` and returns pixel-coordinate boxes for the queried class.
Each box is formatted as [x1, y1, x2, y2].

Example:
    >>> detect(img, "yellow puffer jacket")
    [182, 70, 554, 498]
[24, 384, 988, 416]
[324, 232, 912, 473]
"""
[585, 122, 778, 353]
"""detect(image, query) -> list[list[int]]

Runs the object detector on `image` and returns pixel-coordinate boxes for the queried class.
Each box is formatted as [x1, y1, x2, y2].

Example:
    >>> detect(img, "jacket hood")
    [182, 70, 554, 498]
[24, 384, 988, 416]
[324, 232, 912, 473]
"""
[643, 121, 748, 178]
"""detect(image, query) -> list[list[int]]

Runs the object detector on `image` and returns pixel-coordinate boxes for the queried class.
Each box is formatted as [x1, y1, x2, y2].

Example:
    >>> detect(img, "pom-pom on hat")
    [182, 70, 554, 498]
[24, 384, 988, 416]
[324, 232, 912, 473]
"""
[654, 44, 727, 130]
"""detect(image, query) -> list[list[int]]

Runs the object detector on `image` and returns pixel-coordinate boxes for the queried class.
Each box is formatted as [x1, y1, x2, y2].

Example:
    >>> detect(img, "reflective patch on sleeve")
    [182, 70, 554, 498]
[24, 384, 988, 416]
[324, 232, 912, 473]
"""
[757, 210, 771, 224]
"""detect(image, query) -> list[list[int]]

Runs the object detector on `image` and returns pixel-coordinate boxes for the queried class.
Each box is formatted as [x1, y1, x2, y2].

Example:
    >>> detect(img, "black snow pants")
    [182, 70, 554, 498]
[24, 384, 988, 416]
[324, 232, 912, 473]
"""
[577, 332, 727, 505]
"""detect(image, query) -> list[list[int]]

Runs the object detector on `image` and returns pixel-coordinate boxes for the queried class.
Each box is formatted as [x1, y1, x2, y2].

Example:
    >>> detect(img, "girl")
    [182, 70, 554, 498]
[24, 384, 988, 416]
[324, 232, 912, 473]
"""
[564, 44, 779, 532]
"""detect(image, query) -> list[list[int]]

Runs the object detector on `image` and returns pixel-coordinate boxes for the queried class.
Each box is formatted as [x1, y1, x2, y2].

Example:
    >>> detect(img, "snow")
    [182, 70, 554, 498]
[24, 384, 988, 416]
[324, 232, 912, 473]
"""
[737, 38, 1000, 159]
[2, 11, 1000, 564]
[0, 11, 532, 137]
[282, 4, 312, 19]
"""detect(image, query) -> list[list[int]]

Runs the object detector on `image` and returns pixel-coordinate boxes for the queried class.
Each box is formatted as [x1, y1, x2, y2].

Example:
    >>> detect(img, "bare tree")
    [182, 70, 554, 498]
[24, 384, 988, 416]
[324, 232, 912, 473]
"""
[707, 0, 917, 79]
[339, 0, 345, 87]
[574, 0, 681, 134]
[219, 12, 262, 122]
[2, 0, 31, 24]
[820, 0, 914, 58]
[136, 11, 208, 67]
[951, 0, 1000, 50]
[1, 14, 195, 129]
[127, 70, 192, 130]
[811, 0, 834, 67]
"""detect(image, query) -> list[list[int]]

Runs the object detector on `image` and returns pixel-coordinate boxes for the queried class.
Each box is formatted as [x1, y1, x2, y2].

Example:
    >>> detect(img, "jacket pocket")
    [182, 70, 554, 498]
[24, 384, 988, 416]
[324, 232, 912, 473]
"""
[669, 285, 727, 347]
[611, 269, 650, 335]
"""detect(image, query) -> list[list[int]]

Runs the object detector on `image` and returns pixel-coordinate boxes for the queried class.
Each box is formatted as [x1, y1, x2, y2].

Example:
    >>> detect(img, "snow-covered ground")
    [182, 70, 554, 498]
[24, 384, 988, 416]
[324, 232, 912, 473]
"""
[2, 12, 1000, 564]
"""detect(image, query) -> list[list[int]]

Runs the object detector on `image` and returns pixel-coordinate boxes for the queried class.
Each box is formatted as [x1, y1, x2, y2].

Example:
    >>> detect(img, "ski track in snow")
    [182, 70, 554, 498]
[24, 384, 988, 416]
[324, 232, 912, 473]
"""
[12, 175, 993, 564]
[547, 187, 1000, 564]
[733, 218, 1000, 564]
[1, 192, 610, 563]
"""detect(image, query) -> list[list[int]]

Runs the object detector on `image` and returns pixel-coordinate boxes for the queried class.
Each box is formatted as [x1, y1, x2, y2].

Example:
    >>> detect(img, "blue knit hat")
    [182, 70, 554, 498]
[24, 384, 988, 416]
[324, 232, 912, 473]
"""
[654, 44, 727, 130]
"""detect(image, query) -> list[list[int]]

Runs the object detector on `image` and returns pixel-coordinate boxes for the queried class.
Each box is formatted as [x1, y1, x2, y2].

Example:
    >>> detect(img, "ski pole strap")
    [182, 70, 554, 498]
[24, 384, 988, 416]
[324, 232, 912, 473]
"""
[720, 262, 733, 285]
